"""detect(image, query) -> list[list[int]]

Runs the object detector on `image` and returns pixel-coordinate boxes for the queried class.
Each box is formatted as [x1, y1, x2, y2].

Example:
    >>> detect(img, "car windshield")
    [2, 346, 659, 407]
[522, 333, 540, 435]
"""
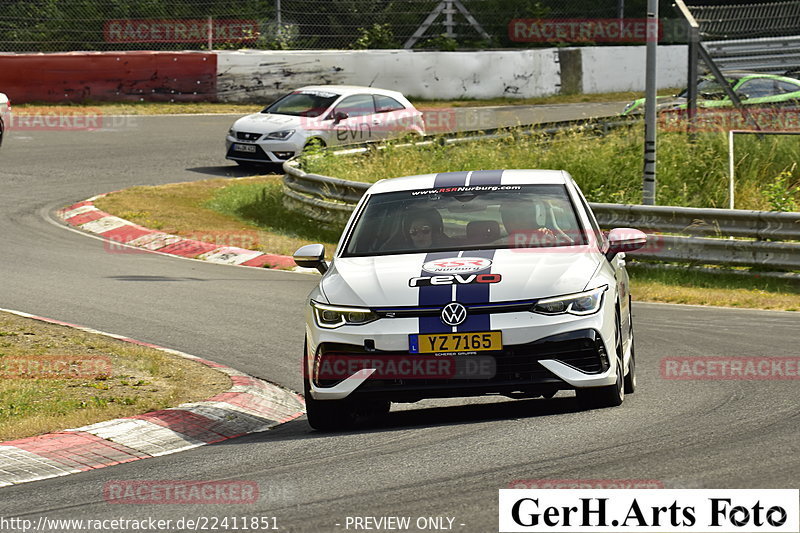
[342, 184, 587, 257]
[262, 90, 339, 117]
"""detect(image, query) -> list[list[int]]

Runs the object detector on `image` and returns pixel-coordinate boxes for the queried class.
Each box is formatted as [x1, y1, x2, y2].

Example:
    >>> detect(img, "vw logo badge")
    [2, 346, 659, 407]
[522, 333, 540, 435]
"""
[441, 302, 467, 326]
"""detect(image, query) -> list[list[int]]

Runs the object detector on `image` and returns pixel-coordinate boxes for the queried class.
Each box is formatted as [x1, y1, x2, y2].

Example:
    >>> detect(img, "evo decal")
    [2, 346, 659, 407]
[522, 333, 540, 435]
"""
[409, 273, 502, 287]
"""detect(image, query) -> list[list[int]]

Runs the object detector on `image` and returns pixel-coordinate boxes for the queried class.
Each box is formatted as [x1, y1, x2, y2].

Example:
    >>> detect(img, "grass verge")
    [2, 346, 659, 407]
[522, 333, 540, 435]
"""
[303, 125, 800, 211]
[93, 176, 800, 311]
[94, 176, 340, 258]
[628, 265, 800, 311]
[13, 88, 679, 115]
[0, 311, 229, 441]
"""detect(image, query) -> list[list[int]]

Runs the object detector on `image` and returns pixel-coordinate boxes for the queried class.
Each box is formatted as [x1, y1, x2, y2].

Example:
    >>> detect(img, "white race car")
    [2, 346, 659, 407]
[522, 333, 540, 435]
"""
[225, 85, 425, 165]
[0, 92, 10, 148]
[294, 169, 647, 430]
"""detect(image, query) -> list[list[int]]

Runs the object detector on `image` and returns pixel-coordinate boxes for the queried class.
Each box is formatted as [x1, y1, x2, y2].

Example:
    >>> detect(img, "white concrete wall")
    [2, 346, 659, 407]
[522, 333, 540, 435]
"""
[216, 49, 562, 102]
[579, 45, 687, 93]
[215, 46, 688, 102]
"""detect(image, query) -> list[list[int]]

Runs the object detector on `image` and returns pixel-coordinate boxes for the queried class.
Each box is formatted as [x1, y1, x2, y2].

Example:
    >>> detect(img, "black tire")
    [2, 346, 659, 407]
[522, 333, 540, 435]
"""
[624, 304, 637, 394]
[302, 344, 388, 431]
[303, 365, 355, 431]
[304, 392, 357, 431]
[0, 117, 4, 148]
[576, 307, 625, 409]
[303, 138, 326, 153]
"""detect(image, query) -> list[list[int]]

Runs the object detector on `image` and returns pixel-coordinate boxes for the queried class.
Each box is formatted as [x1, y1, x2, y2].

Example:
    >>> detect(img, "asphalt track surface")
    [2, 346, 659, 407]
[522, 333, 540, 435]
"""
[0, 111, 797, 532]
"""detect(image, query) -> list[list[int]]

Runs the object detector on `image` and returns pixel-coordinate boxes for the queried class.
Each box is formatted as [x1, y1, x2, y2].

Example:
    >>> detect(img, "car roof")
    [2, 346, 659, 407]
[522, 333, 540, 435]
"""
[295, 85, 408, 99]
[367, 169, 571, 195]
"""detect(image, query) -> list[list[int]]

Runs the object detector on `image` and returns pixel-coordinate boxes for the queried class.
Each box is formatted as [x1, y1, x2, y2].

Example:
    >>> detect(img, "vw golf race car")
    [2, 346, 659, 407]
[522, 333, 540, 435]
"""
[294, 169, 647, 430]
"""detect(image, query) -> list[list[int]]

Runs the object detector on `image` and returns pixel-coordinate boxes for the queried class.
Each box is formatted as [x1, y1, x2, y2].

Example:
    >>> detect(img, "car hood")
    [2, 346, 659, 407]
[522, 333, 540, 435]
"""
[320, 248, 602, 307]
[232, 113, 315, 133]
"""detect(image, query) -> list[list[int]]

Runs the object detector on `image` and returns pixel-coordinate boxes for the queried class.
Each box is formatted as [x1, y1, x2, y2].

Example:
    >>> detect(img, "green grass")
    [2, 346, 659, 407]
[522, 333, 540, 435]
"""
[0, 311, 229, 441]
[302, 125, 800, 210]
[628, 265, 800, 311]
[205, 180, 341, 253]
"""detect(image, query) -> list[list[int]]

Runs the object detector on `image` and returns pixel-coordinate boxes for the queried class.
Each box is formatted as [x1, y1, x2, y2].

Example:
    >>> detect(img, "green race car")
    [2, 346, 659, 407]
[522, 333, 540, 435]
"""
[621, 71, 800, 116]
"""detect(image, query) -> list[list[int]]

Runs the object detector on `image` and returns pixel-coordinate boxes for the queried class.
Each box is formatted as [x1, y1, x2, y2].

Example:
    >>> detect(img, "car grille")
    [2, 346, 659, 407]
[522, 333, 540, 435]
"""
[236, 131, 262, 141]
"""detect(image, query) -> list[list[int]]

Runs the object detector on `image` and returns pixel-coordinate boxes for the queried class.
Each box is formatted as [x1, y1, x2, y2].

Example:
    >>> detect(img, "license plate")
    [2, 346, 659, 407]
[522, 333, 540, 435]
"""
[410, 331, 502, 354]
[233, 143, 256, 153]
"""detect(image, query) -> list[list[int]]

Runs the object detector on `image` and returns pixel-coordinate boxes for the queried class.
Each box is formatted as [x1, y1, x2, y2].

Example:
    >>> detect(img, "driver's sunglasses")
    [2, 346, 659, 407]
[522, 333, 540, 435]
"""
[409, 225, 432, 237]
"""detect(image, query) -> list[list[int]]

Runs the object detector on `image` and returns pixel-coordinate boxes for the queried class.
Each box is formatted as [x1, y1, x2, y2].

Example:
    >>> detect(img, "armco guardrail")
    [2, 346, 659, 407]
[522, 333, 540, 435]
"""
[282, 162, 800, 271]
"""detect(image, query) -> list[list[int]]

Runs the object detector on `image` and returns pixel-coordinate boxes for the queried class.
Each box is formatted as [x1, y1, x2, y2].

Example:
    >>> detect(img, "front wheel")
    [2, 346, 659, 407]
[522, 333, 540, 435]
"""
[304, 390, 389, 431]
[303, 348, 388, 431]
[576, 353, 624, 409]
[304, 392, 357, 431]
[303, 138, 326, 153]
[624, 306, 637, 394]
[576, 309, 625, 409]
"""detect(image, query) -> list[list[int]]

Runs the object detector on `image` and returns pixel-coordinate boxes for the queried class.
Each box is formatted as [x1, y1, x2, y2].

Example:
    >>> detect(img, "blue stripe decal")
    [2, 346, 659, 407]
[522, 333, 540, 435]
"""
[433, 171, 469, 188]
[455, 249, 497, 332]
[417, 251, 456, 335]
[468, 169, 504, 186]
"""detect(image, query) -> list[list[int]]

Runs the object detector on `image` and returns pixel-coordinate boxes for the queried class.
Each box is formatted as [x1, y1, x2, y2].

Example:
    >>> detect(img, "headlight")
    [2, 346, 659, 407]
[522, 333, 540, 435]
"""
[266, 129, 295, 140]
[228, 128, 235, 136]
[532, 286, 607, 316]
[311, 301, 378, 329]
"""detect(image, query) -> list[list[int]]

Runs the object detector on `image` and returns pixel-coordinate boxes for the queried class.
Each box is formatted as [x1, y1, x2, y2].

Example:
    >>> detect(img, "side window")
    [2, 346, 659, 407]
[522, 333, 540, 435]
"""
[737, 79, 777, 99]
[333, 94, 375, 118]
[374, 95, 405, 113]
[777, 80, 800, 94]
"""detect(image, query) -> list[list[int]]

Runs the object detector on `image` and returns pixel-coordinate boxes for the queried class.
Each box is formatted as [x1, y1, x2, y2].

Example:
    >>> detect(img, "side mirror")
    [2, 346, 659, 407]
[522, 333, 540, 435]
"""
[605, 228, 647, 261]
[332, 111, 348, 123]
[736, 91, 750, 100]
[293, 244, 328, 274]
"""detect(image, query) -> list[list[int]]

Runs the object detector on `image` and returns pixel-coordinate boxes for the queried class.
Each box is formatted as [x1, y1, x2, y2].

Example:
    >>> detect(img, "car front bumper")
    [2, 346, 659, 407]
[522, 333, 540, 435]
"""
[305, 306, 619, 402]
[225, 136, 302, 163]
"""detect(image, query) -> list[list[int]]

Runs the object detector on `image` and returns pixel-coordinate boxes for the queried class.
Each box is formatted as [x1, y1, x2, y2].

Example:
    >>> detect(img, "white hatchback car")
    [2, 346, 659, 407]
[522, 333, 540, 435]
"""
[226, 85, 425, 165]
[0, 92, 10, 148]
[294, 169, 647, 430]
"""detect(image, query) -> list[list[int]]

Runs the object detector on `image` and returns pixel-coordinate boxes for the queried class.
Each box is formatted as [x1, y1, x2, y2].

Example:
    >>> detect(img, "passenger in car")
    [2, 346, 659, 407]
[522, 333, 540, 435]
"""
[500, 200, 558, 247]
